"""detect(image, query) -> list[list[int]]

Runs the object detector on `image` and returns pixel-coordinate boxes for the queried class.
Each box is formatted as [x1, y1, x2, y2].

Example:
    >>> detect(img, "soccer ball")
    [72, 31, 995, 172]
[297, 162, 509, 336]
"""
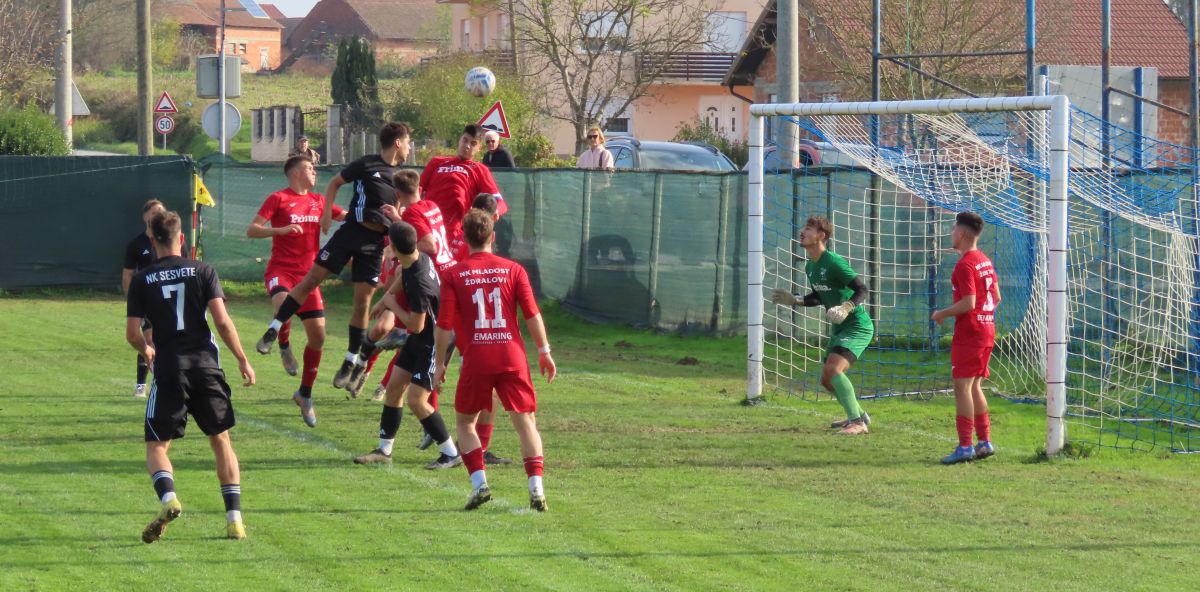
[465, 66, 496, 98]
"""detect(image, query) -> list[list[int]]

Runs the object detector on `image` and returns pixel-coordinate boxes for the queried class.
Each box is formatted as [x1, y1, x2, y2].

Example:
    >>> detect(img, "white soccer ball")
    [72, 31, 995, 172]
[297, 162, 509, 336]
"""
[465, 66, 496, 98]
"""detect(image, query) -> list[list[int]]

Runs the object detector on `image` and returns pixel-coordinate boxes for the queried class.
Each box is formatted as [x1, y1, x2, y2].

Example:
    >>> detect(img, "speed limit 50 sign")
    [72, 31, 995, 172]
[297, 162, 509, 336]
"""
[155, 115, 175, 135]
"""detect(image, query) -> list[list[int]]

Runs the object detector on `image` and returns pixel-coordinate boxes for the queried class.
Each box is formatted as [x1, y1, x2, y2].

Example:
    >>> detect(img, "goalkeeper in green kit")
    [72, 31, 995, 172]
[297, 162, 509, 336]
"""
[772, 216, 874, 434]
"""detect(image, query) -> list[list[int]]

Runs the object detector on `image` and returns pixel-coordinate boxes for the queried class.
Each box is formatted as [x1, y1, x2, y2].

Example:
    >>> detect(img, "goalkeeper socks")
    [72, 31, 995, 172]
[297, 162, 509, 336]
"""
[136, 356, 150, 386]
[829, 373, 865, 420]
[974, 412, 991, 442]
[955, 416, 975, 447]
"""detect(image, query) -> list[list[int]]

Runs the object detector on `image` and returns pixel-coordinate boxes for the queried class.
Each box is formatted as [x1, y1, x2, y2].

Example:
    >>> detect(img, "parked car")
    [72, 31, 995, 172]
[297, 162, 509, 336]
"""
[605, 138, 738, 172]
[747, 140, 882, 172]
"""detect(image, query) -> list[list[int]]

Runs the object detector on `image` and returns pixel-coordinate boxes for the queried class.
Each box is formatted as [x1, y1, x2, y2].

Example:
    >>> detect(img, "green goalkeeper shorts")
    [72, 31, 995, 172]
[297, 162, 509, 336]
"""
[826, 311, 874, 363]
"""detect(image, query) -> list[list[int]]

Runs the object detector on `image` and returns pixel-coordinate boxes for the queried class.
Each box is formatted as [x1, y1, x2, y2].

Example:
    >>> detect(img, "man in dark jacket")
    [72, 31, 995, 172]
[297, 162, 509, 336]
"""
[481, 130, 515, 169]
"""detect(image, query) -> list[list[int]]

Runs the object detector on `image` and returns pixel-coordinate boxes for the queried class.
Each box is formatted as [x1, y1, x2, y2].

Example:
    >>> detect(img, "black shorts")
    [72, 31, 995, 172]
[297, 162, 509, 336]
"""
[144, 368, 236, 441]
[315, 222, 385, 285]
[394, 338, 436, 391]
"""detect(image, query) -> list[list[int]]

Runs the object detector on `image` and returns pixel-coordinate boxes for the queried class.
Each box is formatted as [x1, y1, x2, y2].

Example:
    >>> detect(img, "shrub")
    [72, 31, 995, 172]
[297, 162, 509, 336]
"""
[673, 118, 748, 167]
[0, 106, 69, 155]
[72, 118, 117, 146]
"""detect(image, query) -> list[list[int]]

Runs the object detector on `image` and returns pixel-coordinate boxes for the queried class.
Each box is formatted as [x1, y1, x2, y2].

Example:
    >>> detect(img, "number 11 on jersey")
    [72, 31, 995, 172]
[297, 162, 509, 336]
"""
[472, 287, 507, 329]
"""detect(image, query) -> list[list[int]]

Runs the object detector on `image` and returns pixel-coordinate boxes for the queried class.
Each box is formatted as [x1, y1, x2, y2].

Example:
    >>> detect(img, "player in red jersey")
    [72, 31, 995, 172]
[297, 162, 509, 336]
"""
[420, 123, 507, 262]
[421, 126, 513, 464]
[435, 209, 556, 512]
[932, 212, 1002, 464]
[246, 156, 345, 426]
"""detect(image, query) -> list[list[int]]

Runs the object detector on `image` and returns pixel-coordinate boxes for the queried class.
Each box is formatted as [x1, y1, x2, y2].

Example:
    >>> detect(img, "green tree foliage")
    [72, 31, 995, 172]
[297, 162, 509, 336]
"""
[0, 105, 69, 155]
[673, 118, 748, 168]
[391, 54, 562, 166]
[330, 37, 381, 131]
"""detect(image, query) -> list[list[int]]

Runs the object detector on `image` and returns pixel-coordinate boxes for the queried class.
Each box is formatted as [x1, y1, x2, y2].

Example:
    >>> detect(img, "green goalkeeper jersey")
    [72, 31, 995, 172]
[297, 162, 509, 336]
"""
[804, 250, 867, 320]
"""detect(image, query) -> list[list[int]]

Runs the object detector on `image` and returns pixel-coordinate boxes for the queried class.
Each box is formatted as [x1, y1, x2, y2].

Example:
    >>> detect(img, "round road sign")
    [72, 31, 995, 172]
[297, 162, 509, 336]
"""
[156, 115, 175, 135]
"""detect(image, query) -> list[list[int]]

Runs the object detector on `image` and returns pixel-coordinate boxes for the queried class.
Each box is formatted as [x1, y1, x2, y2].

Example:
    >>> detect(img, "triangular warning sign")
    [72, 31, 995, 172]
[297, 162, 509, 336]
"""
[154, 91, 178, 113]
[477, 101, 510, 138]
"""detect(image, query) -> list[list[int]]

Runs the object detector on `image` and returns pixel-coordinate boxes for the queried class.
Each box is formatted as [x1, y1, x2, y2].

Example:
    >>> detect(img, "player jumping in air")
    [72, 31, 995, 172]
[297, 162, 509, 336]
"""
[123, 199, 166, 397]
[772, 216, 874, 434]
[255, 123, 411, 424]
[422, 124, 513, 465]
[126, 211, 255, 543]
[435, 209, 556, 511]
[246, 155, 345, 426]
[932, 212, 1001, 464]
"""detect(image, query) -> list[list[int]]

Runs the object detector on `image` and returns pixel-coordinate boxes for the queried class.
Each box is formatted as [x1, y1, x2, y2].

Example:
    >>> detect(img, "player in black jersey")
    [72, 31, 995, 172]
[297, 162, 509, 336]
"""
[122, 199, 166, 398]
[255, 122, 412, 423]
[353, 221, 461, 469]
[126, 211, 256, 543]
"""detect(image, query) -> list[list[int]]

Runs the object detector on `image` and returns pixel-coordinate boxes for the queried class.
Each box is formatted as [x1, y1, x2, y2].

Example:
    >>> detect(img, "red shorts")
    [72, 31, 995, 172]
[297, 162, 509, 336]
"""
[264, 269, 324, 317]
[454, 366, 537, 415]
[951, 345, 993, 379]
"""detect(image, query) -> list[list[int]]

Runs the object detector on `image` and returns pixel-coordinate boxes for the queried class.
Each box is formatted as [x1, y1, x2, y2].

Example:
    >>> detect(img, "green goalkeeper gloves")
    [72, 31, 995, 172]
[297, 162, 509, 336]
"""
[825, 301, 856, 325]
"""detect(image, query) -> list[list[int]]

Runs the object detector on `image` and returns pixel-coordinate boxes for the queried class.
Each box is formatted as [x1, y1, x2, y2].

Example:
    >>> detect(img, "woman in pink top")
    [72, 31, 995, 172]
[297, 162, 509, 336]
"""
[575, 126, 614, 171]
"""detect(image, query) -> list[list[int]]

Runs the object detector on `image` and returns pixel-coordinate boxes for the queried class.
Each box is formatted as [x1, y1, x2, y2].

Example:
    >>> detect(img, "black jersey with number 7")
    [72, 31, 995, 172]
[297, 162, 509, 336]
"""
[126, 255, 225, 374]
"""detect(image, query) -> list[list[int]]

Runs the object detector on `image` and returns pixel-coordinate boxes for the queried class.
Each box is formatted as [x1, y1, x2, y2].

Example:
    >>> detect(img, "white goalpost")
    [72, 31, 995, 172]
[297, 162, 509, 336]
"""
[747, 96, 1070, 456]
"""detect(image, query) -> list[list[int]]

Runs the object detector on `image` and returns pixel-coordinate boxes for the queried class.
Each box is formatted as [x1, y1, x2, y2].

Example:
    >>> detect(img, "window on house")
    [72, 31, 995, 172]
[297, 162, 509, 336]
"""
[499, 14, 510, 47]
[482, 16, 489, 49]
[462, 19, 470, 49]
[228, 42, 237, 54]
[705, 12, 746, 53]
[581, 11, 630, 53]
[604, 117, 630, 135]
[239, 43, 247, 55]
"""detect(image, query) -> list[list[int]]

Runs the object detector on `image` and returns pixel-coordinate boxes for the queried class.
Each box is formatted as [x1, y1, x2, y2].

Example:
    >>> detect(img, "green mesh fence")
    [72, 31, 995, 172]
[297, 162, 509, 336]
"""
[0, 156, 195, 290]
[198, 163, 749, 333]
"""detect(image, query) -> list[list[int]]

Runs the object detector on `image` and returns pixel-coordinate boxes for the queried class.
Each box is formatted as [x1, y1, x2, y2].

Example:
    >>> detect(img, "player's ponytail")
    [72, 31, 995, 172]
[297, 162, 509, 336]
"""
[150, 211, 182, 246]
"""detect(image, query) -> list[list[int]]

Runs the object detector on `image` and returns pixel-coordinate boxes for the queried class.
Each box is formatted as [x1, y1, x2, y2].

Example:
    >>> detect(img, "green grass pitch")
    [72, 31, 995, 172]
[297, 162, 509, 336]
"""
[1, 286, 1197, 591]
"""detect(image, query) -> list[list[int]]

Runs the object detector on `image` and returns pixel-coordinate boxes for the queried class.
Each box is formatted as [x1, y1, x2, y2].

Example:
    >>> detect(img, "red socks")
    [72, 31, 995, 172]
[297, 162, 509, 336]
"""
[523, 456, 544, 478]
[429, 389, 439, 411]
[379, 353, 397, 387]
[278, 320, 292, 348]
[462, 447, 485, 474]
[301, 346, 321, 388]
[955, 416, 974, 448]
[476, 422, 494, 452]
[974, 412, 991, 443]
[364, 349, 381, 373]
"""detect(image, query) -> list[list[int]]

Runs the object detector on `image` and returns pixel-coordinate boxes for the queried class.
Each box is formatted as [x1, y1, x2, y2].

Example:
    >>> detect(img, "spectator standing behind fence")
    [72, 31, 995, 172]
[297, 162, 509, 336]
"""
[289, 136, 320, 165]
[481, 131, 515, 170]
[576, 127, 614, 171]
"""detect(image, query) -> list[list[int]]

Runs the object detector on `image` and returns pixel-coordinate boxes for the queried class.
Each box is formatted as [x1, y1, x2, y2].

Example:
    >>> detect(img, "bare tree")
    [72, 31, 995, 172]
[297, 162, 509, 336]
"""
[800, 0, 1054, 101]
[498, 0, 717, 152]
[0, 0, 56, 104]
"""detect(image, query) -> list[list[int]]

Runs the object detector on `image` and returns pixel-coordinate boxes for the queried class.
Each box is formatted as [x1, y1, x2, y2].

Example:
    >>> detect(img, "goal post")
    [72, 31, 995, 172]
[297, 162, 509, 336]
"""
[746, 96, 1070, 456]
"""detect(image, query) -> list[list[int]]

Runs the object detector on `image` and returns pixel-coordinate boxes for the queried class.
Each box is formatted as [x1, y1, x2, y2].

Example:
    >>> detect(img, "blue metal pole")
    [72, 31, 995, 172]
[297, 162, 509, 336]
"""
[1026, 0, 1036, 97]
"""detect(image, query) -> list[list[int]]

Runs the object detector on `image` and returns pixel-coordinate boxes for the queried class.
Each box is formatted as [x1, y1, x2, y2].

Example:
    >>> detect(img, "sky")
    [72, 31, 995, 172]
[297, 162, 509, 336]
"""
[260, 0, 320, 18]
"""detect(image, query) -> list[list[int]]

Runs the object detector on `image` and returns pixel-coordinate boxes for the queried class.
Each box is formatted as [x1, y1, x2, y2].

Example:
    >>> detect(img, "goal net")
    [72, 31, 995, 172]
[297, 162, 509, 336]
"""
[749, 97, 1200, 453]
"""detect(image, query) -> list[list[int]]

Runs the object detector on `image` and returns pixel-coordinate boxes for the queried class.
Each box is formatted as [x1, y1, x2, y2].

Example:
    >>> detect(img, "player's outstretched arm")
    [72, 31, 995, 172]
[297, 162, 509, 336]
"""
[208, 298, 256, 386]
[125, 316, 155, 366]
[771, 288, 821, 307]
[525, 313, 556, 383]
[321, 174, 347, 234]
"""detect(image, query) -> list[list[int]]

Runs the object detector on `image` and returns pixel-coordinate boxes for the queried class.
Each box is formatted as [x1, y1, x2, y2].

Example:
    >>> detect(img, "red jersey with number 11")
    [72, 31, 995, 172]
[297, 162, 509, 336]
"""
[437, 252, 538, 373]
[950, 249, 998, 348]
